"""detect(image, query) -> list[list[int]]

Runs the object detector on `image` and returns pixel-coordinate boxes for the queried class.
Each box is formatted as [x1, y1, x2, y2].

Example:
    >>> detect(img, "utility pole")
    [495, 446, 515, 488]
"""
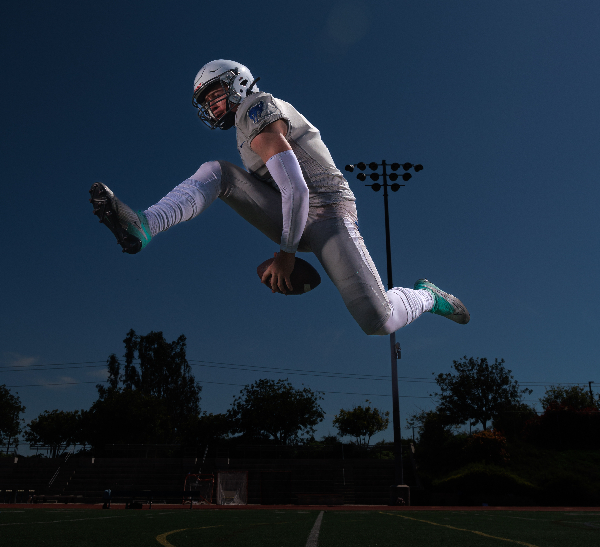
[345, 160, 423, 506]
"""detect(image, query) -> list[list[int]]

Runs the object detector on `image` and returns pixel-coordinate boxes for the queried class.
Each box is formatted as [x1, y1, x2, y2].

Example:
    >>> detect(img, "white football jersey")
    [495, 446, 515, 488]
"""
[235, 92, 355, 206]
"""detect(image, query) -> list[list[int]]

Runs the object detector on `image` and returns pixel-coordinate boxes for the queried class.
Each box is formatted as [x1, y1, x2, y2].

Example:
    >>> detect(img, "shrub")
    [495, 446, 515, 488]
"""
[433, 463, 540, 503]
[492, 403, 538, 440]
[524, 402, 600, 449]
[534, 468, 600, 506]
[464, 429, 509, 465]
[414, 432, 470, 474]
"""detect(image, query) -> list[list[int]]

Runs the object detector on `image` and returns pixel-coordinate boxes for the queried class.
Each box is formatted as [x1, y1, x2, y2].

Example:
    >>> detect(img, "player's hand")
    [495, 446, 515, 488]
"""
[261, 251, 295, 294]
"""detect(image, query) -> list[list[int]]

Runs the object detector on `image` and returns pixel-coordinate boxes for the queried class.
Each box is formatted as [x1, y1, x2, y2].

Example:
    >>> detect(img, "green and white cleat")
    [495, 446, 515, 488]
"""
[89, 182, 151, 254]
[414, 279, 470, 324]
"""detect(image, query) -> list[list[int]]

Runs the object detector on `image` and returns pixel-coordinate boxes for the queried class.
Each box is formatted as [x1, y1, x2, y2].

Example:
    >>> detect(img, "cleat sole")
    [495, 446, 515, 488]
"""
[89, 182, 143, 254]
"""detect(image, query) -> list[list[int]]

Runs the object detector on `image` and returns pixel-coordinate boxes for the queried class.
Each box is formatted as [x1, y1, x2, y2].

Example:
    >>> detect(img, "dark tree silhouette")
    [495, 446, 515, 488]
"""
[333, 400, 389, 447]
[24, 409, 83, 458]
[492, 402, 537, 440]
[84, 389, 173, 448]
[434, 356, 532, 431]
[539, 384, 597, 411]
[91, 329, 202, 447]
[178, 412, 232, 446]
[0, 385, 25, 454]
[227, 379, 324, 445]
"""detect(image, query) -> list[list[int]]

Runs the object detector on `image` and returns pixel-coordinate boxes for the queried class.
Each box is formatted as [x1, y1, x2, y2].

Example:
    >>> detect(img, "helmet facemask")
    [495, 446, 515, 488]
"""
[193, 70, 242, 130]
[192, 61, 260, 130]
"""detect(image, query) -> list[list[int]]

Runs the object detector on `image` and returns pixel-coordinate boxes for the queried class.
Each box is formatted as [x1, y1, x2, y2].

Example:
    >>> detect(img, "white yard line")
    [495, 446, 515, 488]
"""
[305, 511, 324, 547]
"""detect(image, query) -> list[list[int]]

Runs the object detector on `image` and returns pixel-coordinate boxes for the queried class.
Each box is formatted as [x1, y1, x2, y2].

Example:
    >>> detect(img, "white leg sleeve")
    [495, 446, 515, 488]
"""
[144, 161, 222, 236]
[374, 288, 434, 335]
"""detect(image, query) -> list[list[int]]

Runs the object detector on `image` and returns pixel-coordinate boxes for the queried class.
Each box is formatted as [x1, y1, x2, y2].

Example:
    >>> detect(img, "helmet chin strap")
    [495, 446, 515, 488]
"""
[217, 111, 236, 130]
[247, 77, 260, 95]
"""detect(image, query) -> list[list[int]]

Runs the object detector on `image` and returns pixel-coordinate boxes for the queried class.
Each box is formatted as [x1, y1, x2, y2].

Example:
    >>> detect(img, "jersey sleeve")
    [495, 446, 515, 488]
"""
[235, 93, 288, 145]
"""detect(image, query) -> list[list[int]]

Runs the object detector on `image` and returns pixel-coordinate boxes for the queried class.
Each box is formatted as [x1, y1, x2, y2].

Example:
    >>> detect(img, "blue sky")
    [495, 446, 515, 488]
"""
[2, 0, 599, 450]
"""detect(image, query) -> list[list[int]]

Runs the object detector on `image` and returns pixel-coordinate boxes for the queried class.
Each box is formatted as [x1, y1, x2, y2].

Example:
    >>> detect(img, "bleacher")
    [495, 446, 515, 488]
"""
[63, 457, 198, 504]
[1, 449, 421, 506]
[0, 457, 74, 503]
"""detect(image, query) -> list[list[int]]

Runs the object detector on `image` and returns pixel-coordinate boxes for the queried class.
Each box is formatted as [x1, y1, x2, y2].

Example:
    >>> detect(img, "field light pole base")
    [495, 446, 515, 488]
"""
[390, 484, 410, 507]
[389, 331, 410, 505]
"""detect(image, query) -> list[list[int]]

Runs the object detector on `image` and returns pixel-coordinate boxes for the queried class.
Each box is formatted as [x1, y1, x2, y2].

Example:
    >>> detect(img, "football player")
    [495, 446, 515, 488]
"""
[89, 60, 469, 335]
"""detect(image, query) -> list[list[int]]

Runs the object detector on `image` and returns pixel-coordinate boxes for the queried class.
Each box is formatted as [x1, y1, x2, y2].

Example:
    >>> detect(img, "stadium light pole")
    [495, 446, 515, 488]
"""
[345, 160, 423, 505]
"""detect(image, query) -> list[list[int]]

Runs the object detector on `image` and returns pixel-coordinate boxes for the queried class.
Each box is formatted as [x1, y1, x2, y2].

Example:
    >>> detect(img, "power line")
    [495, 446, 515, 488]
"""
[4, 378, 431, 399]
[1, 358, 437, 383]
[187, 359, 435, 383]
[6, 381, 101, 388]
[0, 361, 106, 370]
[2, 358, 594, 388]
[316, 391, 431, 399]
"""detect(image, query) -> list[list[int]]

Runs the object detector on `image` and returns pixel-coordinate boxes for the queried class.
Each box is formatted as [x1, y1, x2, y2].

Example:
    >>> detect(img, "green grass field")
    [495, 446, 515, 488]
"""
[1, 508, 599, 547]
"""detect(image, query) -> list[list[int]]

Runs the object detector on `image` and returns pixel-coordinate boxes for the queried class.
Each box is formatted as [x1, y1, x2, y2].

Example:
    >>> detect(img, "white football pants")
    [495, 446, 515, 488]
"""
[144, 161, 433, 335]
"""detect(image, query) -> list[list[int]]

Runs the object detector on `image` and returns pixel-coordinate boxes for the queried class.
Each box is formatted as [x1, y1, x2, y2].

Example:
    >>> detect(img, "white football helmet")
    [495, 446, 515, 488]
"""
[192, 60, 260, 130]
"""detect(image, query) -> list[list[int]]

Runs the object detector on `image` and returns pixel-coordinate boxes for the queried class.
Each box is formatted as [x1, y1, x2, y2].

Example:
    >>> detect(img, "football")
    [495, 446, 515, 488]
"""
[257, 256, 321, 295]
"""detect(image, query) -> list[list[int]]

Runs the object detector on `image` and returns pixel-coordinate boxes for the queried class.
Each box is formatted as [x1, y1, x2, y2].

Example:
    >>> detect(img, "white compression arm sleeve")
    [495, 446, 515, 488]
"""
[265, 150, 309, 253]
